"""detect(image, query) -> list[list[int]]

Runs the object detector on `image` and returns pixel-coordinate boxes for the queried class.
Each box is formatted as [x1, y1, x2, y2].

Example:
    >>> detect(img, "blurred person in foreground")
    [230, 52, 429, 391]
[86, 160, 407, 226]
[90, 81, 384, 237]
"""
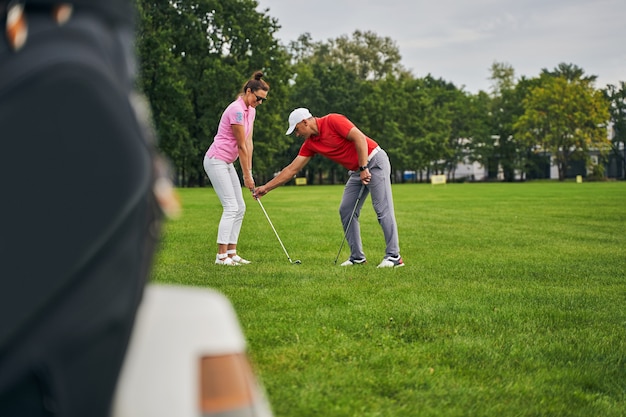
[0, 1, 173, 415]
[254, 108, 404, 268]
[203, 71, 269, 266]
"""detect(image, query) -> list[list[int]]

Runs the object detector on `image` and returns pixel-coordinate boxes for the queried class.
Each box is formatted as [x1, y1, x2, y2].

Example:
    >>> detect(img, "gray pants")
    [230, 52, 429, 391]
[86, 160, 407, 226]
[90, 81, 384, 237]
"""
[339, 149, 400, 260]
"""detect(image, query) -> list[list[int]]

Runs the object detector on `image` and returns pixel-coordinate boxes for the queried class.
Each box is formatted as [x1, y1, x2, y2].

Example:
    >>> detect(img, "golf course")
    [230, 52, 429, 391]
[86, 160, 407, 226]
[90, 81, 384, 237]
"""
[152, 181, 626, 417]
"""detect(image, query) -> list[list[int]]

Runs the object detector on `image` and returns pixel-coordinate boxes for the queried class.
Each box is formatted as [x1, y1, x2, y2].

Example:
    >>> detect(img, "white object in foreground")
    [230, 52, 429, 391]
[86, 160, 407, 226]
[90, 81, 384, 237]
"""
[112, 284, 274, 417]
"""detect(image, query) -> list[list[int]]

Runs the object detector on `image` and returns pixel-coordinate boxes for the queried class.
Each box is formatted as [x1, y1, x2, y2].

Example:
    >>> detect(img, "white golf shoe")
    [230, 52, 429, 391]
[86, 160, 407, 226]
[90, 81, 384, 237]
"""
[340, 258, 367, 266]
[215, 255, 240, 266]
[376, 255, 405, 268]
[231, 255, 251, 264]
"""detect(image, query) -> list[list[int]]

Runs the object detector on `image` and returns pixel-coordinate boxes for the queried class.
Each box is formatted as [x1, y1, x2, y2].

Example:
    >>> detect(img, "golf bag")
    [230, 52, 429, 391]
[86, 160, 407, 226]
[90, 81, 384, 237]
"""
[0, 3, 163, 416]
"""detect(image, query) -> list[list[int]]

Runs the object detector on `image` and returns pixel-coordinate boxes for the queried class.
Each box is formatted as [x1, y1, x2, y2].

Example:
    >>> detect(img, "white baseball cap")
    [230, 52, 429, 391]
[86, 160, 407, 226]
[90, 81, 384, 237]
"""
[285, 107, 313, 135]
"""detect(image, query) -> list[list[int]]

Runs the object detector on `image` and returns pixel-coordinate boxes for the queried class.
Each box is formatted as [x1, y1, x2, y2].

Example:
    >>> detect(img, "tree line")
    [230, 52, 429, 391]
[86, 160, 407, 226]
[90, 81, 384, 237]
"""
[135, 0, 626, 186]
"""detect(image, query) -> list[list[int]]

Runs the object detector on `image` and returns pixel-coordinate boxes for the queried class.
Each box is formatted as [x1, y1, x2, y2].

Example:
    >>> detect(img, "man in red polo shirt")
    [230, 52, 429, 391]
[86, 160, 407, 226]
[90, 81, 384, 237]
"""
[254, 108, 403, 268]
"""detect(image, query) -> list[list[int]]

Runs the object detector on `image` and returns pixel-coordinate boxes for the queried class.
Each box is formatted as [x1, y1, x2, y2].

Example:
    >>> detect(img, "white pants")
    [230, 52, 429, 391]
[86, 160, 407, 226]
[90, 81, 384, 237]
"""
[203, 157, 246, 245]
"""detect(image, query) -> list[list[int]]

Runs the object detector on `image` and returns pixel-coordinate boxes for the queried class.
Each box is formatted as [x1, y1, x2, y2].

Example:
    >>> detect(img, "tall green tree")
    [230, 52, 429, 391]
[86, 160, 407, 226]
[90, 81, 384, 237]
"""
[136, 0, 292, 186]
[514, 70, 610, 181]
[359, 74, 458, 182]
[418, 76, 460, 177]
[325, 30, 407, 81]
[358, 75, 411, 180]
[434, 81, 484, 180]
[603, 82, 626, 179]
[463, 90, 494, 179]
[135, 0, 195, 184]
[514, 76, 547, 180]
[488, 62, 525, 181]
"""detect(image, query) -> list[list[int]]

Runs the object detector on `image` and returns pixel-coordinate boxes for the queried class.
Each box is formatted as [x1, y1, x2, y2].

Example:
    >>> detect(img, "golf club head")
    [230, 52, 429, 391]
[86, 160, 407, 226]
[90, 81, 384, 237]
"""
[291, 259, 302, 265]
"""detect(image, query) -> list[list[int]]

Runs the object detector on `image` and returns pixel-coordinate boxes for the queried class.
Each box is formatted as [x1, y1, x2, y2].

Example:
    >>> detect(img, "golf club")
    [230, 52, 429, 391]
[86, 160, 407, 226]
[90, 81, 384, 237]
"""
[256, 197, 301, 265]
[334, 185, 366, 264]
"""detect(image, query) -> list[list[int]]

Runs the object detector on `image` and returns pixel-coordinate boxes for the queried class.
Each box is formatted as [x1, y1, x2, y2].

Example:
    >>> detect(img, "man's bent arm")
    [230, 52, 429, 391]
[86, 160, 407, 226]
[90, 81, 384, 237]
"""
[346, 127, 369, 168]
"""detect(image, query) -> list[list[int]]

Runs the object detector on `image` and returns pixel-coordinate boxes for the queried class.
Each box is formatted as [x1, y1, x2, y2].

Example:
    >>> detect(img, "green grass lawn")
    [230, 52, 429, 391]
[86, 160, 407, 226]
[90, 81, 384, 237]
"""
[152, 181, 626, 417]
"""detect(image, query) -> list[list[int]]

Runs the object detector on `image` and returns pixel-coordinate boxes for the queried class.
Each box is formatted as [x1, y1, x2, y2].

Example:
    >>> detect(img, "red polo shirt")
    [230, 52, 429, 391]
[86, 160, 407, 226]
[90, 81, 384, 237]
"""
[298, 114, 379, 171]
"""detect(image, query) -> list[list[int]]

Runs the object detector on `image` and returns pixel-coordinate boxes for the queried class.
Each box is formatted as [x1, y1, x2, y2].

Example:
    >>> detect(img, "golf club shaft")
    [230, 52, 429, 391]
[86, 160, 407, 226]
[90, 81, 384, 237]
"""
[334, 185, 366, 264]
[256, 197, 294, 262]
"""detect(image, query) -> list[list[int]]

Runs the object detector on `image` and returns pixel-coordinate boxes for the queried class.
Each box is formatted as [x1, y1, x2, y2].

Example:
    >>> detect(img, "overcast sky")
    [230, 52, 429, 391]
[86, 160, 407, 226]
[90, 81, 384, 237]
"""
[256, 0, 625, 94]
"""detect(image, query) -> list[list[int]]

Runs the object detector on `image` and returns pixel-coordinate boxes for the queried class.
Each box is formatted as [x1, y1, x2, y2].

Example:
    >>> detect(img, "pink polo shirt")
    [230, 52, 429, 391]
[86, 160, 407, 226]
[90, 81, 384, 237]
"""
[206, 96, 256, 164]
[298, 114, 379, 171]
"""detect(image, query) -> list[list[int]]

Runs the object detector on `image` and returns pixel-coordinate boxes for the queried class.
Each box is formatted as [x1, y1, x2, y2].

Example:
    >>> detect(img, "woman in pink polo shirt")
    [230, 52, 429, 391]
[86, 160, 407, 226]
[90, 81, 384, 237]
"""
[203, 71, 269, 266]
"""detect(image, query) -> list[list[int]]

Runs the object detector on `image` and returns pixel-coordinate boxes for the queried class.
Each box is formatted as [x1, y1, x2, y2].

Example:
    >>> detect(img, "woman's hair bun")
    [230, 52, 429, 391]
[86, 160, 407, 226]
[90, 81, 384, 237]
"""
[254, 71, 264, 81]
